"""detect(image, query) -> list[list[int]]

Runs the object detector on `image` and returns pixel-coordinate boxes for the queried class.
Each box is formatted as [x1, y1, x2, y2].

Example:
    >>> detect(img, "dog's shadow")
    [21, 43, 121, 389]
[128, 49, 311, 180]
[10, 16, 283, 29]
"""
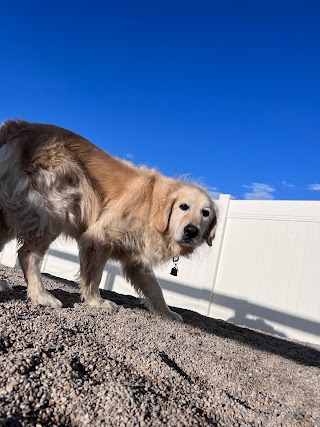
[50, 287, 146, 310]
[43, 273, 146, 310]
[0, 273, 146, 311]
[0, 284, 29, 304]
[0, 284, 145, 312]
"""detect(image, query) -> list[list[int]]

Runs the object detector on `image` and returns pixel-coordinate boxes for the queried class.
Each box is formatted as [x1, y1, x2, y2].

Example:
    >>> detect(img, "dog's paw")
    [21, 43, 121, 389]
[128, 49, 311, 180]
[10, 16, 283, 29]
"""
[165, 310, 183, 322]
[87, 298, 119, 313]
[29, 290, 63, 308]
[150, 307, 183, 322]
[100, 299, 119, 313]
[147, 303, 183, 322]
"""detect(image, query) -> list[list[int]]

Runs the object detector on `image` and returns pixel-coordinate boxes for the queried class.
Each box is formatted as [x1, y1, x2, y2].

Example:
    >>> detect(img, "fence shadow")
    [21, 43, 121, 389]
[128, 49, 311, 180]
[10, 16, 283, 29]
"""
[212, 293, 320, 339]
[155, 277, 320, 339]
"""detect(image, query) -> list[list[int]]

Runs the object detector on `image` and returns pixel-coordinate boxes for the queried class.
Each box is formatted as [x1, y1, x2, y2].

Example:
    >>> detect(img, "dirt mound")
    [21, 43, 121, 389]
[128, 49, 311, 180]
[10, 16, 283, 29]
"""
[0, 265, 319, 426]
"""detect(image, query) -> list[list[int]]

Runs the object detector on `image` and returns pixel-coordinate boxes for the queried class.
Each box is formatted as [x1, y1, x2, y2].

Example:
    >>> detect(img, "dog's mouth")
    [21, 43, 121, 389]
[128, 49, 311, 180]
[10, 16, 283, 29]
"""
[178, 236, 201, 248]
[179, 240, 194, 247]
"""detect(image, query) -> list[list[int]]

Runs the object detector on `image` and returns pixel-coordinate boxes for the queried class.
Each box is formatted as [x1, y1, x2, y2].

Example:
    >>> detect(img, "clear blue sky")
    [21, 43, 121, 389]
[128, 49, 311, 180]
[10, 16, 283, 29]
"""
[1, 0, 319, 200]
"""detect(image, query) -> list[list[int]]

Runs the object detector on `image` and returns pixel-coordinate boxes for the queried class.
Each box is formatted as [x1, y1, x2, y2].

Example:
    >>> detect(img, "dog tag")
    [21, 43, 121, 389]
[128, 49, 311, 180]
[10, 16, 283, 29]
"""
[170, 267, 178, 276]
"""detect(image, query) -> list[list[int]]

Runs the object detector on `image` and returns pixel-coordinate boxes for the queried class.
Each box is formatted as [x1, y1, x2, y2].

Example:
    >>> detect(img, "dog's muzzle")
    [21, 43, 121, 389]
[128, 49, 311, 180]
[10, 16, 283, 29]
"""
[180, 224, 200, 246]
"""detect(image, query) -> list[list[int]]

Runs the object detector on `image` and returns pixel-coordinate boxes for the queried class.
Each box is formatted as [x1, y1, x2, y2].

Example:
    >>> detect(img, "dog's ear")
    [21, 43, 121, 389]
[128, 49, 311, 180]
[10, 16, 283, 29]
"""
[154, 196, 176, 233]
[205, 216, 217, 246]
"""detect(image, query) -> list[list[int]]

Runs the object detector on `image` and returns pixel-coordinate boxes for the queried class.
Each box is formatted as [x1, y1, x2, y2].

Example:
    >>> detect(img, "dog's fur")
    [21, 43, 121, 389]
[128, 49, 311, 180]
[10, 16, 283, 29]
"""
[0, 120, 216, 321]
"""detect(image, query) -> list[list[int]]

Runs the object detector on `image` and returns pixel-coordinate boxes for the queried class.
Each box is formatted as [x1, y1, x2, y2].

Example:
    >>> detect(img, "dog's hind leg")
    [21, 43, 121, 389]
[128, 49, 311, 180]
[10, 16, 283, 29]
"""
[78, 233, 118, 313]
[122, 262, 183, 322]
[18, 241, 63, 308]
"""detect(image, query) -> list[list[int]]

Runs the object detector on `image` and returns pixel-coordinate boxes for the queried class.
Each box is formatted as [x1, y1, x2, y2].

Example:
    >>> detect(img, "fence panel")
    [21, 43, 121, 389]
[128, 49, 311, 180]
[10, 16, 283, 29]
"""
[210, 200, 320, 344]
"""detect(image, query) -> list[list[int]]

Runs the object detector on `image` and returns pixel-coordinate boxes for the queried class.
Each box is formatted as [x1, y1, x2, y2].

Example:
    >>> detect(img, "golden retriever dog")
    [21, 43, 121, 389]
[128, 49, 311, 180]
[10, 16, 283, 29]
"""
[0, 120, 216, 321]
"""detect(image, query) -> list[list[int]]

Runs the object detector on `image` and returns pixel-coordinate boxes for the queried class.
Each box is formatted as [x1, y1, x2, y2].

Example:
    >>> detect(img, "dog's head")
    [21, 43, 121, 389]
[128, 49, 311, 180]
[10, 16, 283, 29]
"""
[154, 183, 217, 250]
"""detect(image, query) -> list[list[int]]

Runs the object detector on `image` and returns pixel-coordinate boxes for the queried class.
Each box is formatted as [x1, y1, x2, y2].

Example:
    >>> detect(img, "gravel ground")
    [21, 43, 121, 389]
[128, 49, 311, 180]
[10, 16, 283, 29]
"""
[0, 264, 319, 427]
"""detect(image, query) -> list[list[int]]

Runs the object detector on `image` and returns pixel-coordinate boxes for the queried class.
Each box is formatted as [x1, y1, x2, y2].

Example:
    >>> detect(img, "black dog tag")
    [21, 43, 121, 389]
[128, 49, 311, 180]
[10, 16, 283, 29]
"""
[170, 267, 178, 276]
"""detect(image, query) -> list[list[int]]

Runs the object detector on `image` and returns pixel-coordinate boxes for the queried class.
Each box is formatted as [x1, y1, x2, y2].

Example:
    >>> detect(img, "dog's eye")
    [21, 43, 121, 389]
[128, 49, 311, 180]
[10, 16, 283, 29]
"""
[179, 204, 189, 211]
[202, 209, 210, 217]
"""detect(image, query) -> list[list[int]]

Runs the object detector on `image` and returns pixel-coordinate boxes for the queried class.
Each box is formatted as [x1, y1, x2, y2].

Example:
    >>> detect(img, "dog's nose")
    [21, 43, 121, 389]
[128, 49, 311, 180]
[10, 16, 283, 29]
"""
[184, 224, 199, 239]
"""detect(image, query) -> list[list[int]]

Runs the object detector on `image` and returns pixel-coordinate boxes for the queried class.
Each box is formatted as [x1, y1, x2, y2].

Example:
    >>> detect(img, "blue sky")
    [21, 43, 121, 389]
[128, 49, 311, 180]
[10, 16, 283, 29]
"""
[1, 0, 319, 200]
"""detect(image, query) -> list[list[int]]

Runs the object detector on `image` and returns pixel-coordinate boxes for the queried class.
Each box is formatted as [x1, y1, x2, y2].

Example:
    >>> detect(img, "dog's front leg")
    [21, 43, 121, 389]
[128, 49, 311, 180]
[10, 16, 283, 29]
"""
[122, 263, 183, 322]
[78, 235, 118, 313]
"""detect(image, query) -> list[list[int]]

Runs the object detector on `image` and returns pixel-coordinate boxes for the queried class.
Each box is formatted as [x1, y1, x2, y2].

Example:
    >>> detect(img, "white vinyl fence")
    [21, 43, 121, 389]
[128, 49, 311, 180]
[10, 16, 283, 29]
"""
[1, 195, 320, 345]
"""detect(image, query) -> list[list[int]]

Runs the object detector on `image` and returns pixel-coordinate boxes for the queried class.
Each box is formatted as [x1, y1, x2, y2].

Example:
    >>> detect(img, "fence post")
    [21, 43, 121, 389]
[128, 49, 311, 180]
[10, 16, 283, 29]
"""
[206, 194, 233, 317]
